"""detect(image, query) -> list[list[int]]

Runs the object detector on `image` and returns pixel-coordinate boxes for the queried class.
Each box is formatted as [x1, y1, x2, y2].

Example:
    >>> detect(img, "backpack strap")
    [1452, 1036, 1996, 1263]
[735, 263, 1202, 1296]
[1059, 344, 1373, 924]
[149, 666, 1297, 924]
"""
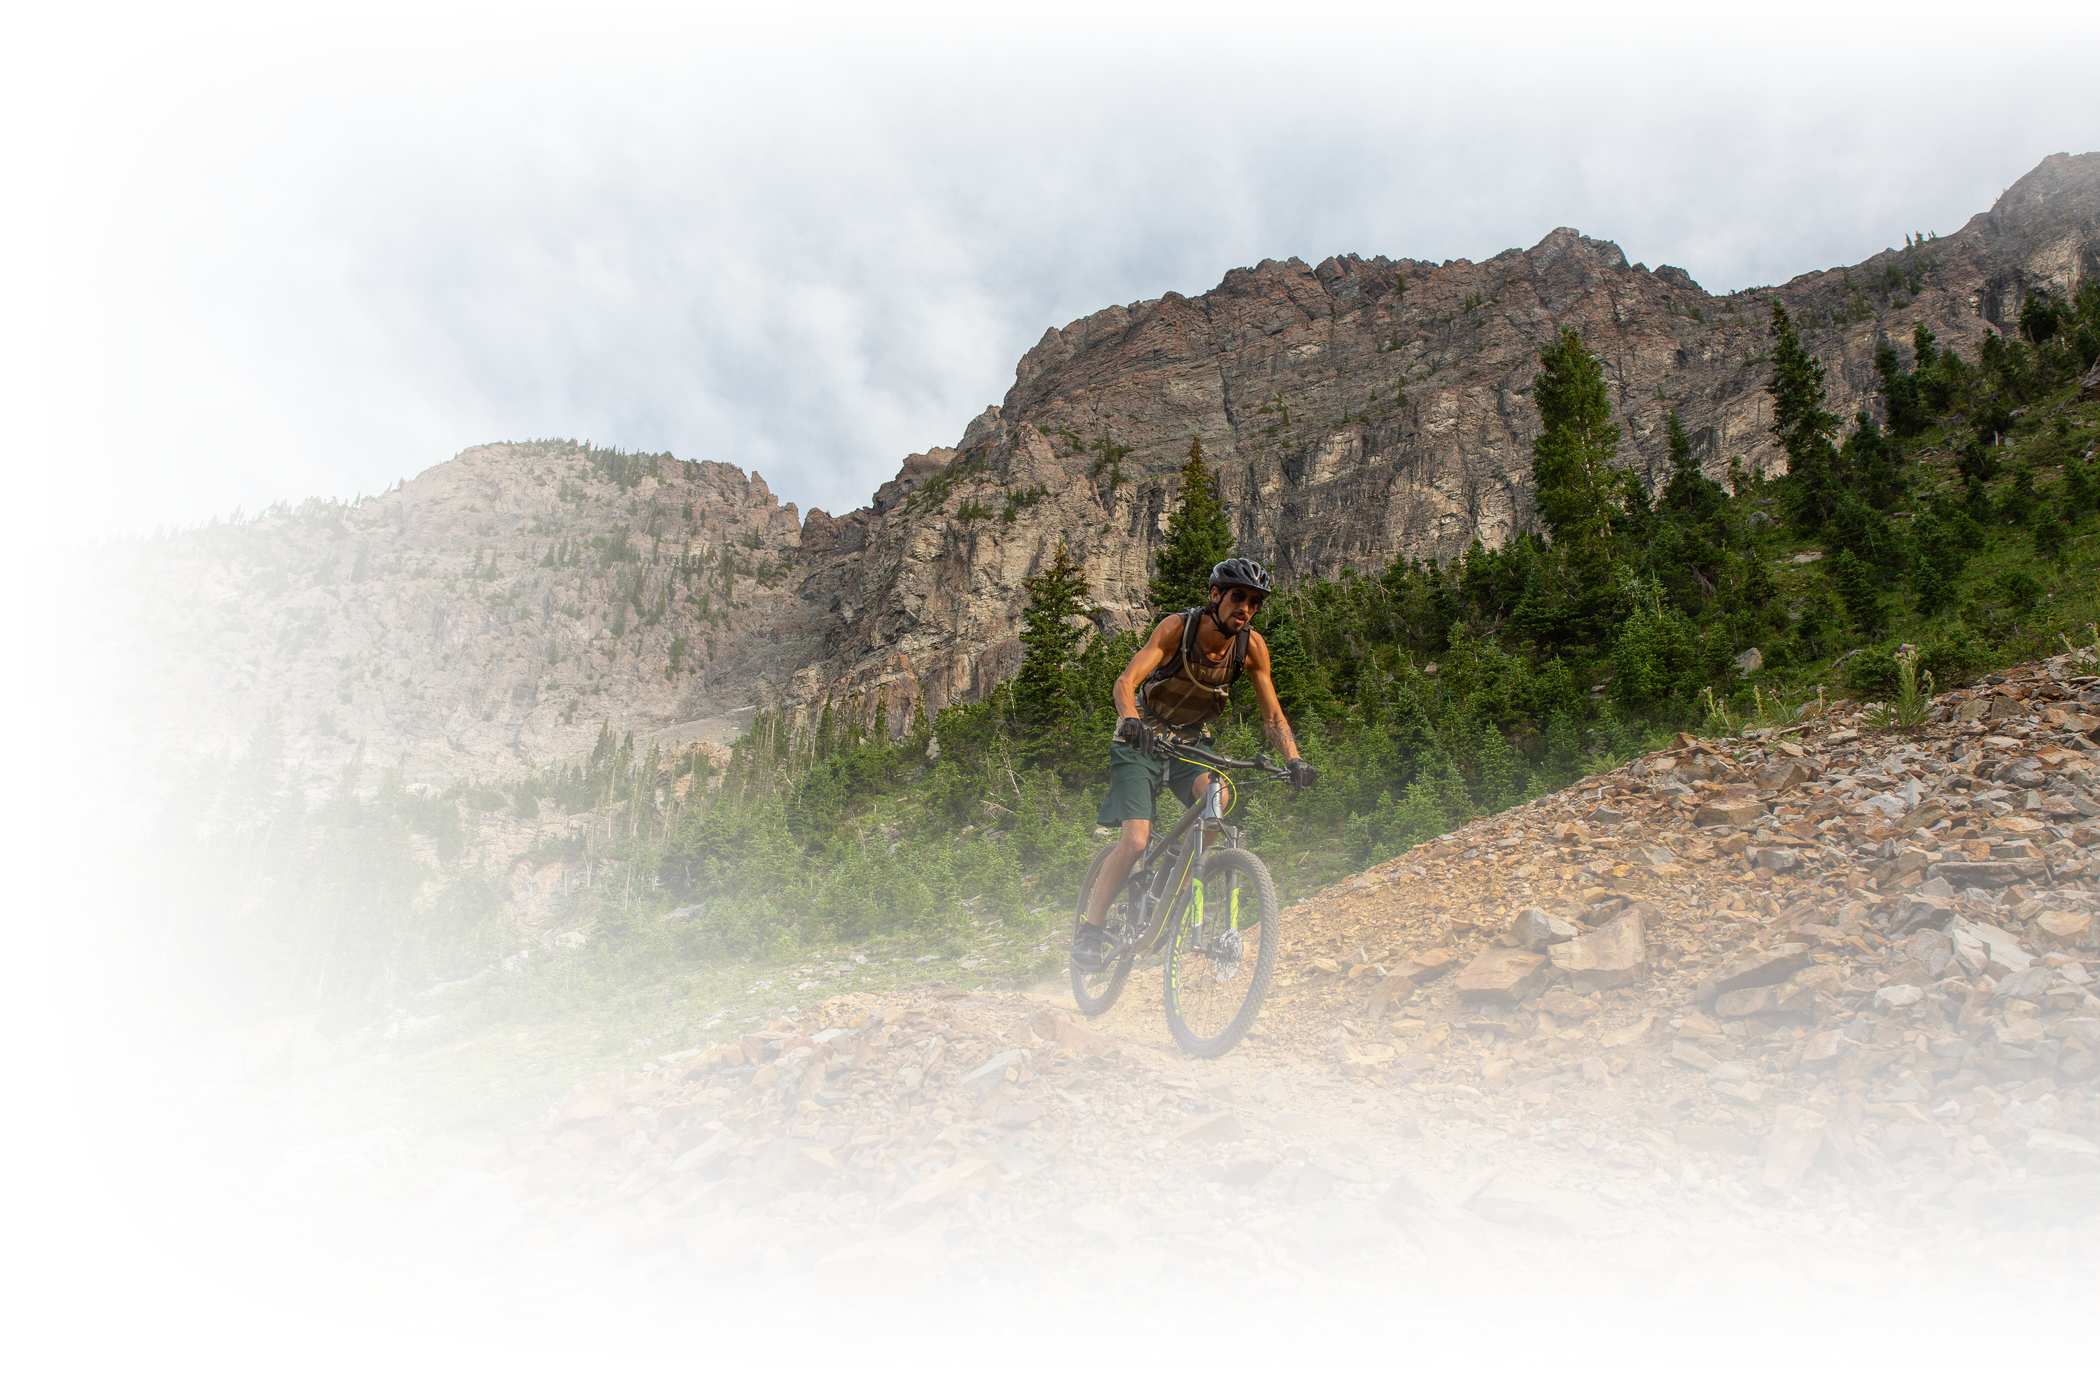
[1140, 609, 1197, 693]
[1226, 621, 1252, 686]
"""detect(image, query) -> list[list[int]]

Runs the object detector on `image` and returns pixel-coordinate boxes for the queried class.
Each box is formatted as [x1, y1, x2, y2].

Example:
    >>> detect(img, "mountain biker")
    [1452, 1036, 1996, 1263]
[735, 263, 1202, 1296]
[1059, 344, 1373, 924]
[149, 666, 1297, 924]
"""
[1073, 557, 1316, 972]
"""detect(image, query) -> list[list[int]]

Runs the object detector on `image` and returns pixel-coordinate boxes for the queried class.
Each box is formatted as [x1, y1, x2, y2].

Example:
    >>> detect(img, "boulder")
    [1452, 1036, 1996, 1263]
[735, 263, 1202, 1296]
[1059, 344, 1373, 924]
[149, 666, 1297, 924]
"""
[1755, 759, 1813, 793]
[1510, 907, 1581, 950]
[1455, 949, 1553, 1004]
[1945, 916, 2035, 976]
[2035, 911, 2095, 940]
[1694, 798, 1766, 828]
[1547, 908, 1647, 989]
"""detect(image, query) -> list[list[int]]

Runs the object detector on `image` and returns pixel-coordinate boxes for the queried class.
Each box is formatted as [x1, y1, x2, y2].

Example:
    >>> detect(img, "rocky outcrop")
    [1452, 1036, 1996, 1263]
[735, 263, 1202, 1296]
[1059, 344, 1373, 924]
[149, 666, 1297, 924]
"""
[764, 151, 2100, 728]
[124, 154, 2100, 784]
[121, 441, 803, 792]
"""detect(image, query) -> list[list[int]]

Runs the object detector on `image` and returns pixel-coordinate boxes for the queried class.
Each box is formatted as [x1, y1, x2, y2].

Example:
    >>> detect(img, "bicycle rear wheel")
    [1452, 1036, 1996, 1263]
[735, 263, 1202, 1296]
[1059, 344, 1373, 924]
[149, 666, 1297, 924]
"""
[1071, 839, 1139, 1016]
[1162, 846, 1280, 1057]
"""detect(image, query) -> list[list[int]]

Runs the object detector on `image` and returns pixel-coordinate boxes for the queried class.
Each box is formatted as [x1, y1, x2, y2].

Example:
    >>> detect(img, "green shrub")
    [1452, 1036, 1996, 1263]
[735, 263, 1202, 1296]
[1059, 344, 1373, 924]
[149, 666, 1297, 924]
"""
[1844, 644, 1901, 698]
[1608, 601, 1701, 714]
[1918, 627, 1988, 686]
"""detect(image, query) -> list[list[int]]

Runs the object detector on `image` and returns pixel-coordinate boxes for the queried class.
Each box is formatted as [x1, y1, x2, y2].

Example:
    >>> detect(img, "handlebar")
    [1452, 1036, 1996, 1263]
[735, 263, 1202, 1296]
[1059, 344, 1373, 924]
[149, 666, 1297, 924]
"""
[1155, 738, 1291, 778]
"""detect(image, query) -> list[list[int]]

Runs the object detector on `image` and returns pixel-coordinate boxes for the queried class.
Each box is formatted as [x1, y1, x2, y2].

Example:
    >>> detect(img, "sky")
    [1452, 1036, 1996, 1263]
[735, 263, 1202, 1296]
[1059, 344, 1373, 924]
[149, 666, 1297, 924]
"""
[13, 1, 2099, 539]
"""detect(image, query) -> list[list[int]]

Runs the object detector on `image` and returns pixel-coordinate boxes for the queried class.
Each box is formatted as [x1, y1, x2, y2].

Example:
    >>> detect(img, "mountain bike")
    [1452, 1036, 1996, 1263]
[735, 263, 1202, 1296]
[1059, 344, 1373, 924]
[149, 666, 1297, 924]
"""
[1070, 740, 1288, 1058]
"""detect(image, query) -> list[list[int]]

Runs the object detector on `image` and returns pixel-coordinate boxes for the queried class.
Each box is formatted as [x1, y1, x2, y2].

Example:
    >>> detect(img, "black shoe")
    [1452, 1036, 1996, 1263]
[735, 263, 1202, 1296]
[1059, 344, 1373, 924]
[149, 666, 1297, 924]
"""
[1072, 920, 1114, 973]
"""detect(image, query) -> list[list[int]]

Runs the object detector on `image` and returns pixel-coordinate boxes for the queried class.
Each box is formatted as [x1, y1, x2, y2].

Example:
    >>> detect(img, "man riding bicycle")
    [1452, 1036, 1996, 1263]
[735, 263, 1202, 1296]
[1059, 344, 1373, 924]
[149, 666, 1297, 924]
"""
[1073, 557, 1316, 972]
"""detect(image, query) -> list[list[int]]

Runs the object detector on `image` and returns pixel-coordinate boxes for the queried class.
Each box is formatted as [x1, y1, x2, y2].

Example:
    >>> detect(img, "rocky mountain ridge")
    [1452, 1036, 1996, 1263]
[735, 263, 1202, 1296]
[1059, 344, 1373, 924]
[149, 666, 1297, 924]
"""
[125, 153, 2100, 789]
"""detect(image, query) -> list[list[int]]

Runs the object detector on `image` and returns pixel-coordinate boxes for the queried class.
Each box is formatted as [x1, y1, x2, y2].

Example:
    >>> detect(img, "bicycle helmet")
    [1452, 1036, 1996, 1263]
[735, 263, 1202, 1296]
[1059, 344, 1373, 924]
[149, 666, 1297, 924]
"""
[1208, 557, 1273, 596]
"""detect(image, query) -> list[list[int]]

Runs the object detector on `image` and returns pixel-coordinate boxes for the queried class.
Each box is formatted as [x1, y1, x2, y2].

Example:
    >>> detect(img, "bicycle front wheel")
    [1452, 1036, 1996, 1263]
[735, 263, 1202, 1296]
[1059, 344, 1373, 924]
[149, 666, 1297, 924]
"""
[1162, 846, 1280, 1058]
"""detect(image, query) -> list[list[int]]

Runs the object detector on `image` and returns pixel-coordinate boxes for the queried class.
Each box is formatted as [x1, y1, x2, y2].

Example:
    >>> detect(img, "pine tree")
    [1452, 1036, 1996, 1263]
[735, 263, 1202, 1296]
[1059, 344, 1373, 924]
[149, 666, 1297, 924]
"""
[1148, 436, 1237, 615]
[1659, 410, 1725, 522]
[1875, 338, 1927, 437]
[1527, 329, 1634, 649]
[1529, 328, 1624, 550]
[1842, 412, 1908, 510]
[1665, 410, 1698, 480]
[1829, 550, 1888, 637]
[1767, 300, 1844, 530]
[1259, 598, 1332, 725]
[1014, 541, 1092, 764]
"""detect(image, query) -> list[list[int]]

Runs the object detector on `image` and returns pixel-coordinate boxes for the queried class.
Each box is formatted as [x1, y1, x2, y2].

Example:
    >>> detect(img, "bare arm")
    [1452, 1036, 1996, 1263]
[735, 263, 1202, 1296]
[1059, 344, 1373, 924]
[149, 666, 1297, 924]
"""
[1243, 631, 1301, 761]
[1111, 615, 1182, 722]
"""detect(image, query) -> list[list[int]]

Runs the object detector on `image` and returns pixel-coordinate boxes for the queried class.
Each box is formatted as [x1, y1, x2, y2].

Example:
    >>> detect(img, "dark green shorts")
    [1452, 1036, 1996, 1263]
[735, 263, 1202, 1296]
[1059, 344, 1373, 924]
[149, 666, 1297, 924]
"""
[1096, 740, 1205, 828]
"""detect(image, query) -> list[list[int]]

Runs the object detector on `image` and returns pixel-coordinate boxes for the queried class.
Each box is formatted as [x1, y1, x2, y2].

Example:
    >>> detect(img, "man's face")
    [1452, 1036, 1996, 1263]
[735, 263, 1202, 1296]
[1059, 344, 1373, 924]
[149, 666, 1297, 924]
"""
[1211, 585, 1265, 632]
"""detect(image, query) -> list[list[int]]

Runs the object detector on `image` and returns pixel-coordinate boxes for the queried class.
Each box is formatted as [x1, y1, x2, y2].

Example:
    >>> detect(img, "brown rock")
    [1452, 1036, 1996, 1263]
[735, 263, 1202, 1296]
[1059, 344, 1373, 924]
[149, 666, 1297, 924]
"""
[1694, 799, 1767, 828]
[1799, 1030, 1846, 1065]
[1697, 942, 1812, 1005]
[1755, 759, 1813, 793]
[1547, 907, 1647, 989]
[1397, 948, 1458, 982]
[1945, 916, 2035, 976]
[1930, 859, 2049, 888]
[1455, 949, 1553, 1004]
[1510, 907, 1581, 950]
[1537, 986, 1600, 1020]
[1714, 986, 1779, 1018]
[2035, 911, 2095, 940]
[1671, 1040, 1722, 1071]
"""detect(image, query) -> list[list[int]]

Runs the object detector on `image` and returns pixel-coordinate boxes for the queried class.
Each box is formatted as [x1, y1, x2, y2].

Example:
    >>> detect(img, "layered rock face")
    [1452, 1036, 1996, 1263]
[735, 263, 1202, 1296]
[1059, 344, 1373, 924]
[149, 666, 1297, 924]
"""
[779, 152, 2100, 724]
[124, 154, 2100, 786]
[121, 441, 802, 792]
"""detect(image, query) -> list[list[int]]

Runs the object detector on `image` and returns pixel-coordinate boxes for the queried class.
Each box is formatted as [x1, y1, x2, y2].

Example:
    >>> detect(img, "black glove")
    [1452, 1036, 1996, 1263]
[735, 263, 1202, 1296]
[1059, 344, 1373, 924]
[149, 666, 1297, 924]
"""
[1287, 758, 1317, 790]
[1114, 717, 1155, 754]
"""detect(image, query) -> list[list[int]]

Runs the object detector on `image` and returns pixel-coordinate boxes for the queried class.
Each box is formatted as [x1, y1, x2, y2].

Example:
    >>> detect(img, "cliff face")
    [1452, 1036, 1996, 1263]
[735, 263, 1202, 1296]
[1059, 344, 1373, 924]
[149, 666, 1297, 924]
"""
[767, 152, 2100, 725]
[127, 153, 2100, 784]
[122, 441, 802, 792]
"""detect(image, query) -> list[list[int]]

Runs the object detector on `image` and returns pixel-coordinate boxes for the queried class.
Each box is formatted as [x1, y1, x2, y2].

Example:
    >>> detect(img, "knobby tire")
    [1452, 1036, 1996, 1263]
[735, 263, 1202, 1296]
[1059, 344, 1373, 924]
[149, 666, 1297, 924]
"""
[1162, 846, 1280, 1058]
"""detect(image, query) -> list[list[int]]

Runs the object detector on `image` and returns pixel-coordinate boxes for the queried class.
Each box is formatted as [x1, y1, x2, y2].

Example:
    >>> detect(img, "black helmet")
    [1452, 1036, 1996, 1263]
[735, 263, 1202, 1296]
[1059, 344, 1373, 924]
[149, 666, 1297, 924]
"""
[1208, 557, 1273, 595]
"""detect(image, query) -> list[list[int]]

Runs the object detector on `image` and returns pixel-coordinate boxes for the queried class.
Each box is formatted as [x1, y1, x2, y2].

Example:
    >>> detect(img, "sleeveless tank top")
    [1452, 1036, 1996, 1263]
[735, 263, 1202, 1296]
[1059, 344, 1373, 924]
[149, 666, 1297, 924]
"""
[1138, 608, 1250, 737]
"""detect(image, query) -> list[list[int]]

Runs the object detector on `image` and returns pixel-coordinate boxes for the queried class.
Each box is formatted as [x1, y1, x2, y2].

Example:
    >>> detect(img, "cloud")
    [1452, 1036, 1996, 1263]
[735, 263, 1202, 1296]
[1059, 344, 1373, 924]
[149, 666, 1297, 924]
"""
[26, 10, 2100, 536]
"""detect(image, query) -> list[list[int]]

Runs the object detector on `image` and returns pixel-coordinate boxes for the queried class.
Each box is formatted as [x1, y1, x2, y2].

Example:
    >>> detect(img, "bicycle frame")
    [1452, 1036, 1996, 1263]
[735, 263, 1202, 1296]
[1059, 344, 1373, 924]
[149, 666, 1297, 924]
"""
[1114, 770, 1235, 956]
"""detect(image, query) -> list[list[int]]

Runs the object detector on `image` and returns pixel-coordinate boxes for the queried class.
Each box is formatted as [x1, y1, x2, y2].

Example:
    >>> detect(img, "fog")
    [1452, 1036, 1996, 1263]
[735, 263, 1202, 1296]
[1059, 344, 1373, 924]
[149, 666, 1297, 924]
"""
[13, 4, 2100, 1391]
